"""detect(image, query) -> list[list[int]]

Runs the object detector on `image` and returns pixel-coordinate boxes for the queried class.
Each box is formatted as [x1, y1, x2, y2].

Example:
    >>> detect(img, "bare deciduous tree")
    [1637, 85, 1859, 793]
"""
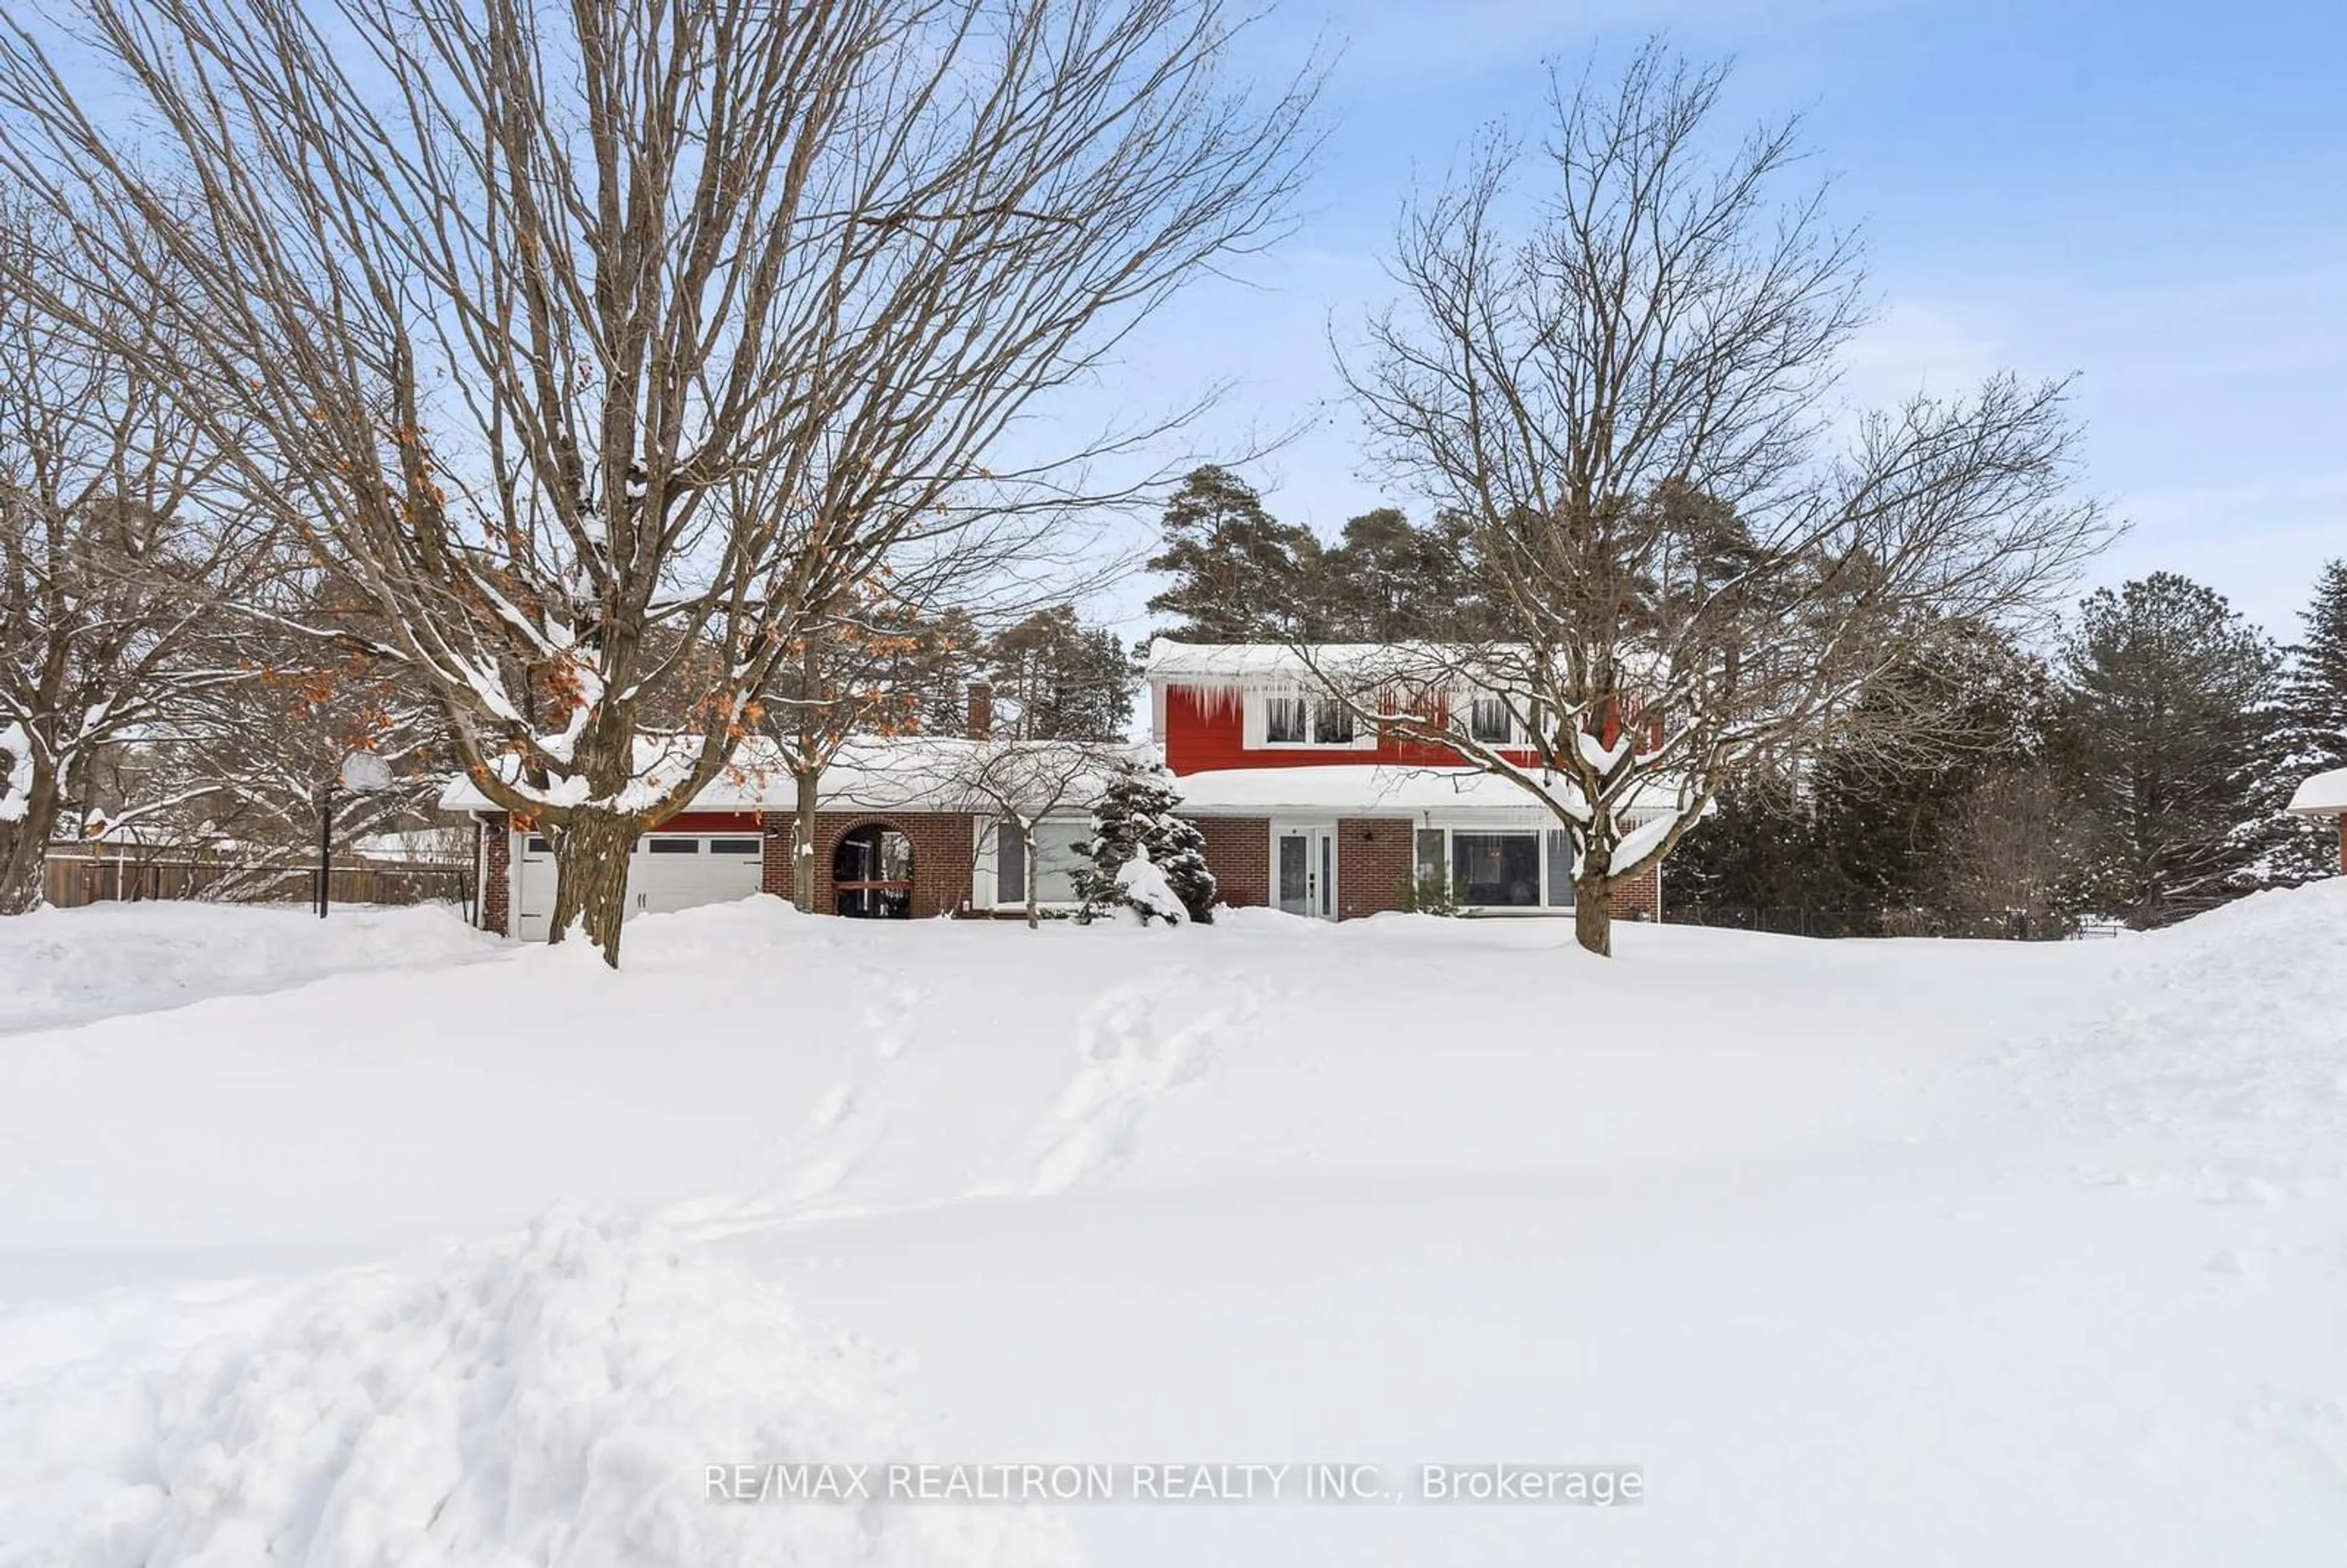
[764, 583, 969, 912]
[1930, 764, 2087, 936]
[0, 0, 1317, 962]
[1314, 45, 2108, 956]
[0, 214, 271, 912]
[938, 738, 1123, 928]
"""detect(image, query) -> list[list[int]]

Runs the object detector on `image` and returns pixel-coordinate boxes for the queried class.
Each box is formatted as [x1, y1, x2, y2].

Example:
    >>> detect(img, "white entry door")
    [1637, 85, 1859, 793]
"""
[1273, 824, 1337, 920]
[514, 832, 556, 940]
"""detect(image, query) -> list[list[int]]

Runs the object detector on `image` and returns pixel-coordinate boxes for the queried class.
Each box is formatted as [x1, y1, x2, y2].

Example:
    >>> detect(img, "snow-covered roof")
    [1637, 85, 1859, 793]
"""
[351, 827, 471, 859]
[2286, 766, 2347, 818]
[1168, 763, 1678, 820]
[1142, 638, 1675, 699]
[438, 735, 1139, 815]
[1144, 639, 1517, 685]
[437, 736, 787, 813]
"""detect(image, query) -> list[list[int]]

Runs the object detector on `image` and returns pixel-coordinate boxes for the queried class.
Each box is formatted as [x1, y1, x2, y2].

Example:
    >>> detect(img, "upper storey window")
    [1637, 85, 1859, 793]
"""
[1247, 691, 1375, 750]
[1466, 695, 1514, 745]
[1265, 694, 1308, 743]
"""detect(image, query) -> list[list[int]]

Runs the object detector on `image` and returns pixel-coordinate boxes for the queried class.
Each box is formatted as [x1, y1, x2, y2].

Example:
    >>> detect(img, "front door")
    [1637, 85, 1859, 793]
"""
[1273, 825, 1337, 920]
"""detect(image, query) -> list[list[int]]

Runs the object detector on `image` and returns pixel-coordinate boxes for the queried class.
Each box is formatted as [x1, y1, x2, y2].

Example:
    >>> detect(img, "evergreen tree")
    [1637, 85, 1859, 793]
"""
[1144, 466, 1325, 641]
[982, 605, 1135, 740]
[1674, 620, 2064, 928]
[1074, 760, 1217, 923]
[1809, 621, 2057, 910]
[2264, 559, 2347, 883]
[1666, 774, 1840, 914]
[2054, 573, 2282, 928]
[1320, 508, 1480, 639]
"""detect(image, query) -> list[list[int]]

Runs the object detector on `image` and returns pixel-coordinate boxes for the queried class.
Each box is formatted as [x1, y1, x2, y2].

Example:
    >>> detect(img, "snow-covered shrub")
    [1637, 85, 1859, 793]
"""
[1111, 846, 1188, 925]
[1074, 760, 1215, 924]
[1400, 865, 1460, 916]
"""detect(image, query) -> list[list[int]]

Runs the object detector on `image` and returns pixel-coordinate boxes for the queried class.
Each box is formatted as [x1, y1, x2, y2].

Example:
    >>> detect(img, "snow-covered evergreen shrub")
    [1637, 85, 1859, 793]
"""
[1112, 846, 1189, 924]
[1074, 760, 1216, 925]
[1400, 865, 1460, 916]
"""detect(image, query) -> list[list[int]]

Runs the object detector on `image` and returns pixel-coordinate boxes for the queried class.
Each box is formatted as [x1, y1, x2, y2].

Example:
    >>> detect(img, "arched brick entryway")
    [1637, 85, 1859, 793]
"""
[832, 821, 915, 918]
[768, 811, 975, 919]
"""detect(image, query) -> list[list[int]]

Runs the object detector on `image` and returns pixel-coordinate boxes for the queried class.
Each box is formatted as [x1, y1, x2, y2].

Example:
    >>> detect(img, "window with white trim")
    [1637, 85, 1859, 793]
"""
[1264, 694, 1308, 743]
[1466, 695, 1513, 745]
[1450, 831, 1539, 907]
[1251, 691, 1375, 749]
[1417, 825, 1578, 910]
[993, 816, 1089, 906]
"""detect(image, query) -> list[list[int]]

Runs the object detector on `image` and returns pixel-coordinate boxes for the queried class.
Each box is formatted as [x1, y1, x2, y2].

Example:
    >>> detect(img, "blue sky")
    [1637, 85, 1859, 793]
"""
[1103, 0, 2347, 643]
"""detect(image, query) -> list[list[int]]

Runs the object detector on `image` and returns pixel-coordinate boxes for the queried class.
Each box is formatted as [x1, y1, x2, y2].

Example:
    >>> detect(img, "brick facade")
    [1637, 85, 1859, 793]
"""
[1336, 816, 1414, 919]
[480, 816, 510, 936]
[472, 803, 1662, 933]
[1192, 816, 1270, 910]
[758, 810, 979, 919]
[1607, 861, 1661, 923]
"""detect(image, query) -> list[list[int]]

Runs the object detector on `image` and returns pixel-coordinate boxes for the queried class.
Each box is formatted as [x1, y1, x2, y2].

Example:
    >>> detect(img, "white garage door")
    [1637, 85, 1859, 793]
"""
[512, 831, 763, 940]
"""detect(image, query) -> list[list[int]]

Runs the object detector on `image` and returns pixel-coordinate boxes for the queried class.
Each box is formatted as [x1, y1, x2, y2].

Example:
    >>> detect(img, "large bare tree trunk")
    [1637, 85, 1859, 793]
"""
[0, 766, 62, 914]
[548, 808, 638, 966]
[1573, 862, 1614, 958]
[792, 768, 821, 913]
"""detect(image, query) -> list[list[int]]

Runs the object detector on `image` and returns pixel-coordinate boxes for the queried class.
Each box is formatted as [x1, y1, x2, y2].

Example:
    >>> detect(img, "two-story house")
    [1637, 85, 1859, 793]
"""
[441, 640, 1667, 936]
[1140, 639, 1666, 922]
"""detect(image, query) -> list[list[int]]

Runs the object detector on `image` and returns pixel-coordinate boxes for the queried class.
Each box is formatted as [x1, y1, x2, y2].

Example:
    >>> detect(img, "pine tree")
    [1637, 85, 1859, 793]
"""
[1144, 466, 1326, 642]
[2263, 560, 2347, 883]
[1674, 621, 2068, 929]
[981, 606, 1134, 741]
[2054, 573, 2282, 928]
[1074, 760, 1216, 924]
[1319, 508, 1482, 639]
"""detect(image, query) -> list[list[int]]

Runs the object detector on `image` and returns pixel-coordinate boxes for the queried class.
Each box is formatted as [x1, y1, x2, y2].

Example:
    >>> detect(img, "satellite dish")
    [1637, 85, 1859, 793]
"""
[338, 752, 394, 793]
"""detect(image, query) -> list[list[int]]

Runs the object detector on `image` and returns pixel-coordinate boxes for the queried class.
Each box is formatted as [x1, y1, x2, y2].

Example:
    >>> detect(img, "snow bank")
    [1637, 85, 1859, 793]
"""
[0, 902, 497, 1033]
[0, 1211, 1078, 1568]
[2013, 879, 2347, 1178]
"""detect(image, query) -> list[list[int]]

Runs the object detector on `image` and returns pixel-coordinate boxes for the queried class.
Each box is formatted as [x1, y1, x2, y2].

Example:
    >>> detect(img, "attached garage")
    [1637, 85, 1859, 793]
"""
[510, 817, 766, 940]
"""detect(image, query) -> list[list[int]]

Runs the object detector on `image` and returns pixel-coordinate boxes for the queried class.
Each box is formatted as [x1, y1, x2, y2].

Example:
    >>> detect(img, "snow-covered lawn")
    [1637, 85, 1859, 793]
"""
[0, 901, 498, 1036]
[2, 888, 2343, 1564]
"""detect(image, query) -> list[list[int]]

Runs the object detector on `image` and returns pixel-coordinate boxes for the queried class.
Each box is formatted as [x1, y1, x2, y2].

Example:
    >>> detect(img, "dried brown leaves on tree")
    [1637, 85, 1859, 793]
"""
[0, 0, 1317, 961]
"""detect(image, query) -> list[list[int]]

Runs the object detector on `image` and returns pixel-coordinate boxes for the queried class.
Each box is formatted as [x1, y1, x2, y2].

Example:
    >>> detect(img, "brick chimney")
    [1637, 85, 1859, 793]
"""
[966, 680, 994, 741]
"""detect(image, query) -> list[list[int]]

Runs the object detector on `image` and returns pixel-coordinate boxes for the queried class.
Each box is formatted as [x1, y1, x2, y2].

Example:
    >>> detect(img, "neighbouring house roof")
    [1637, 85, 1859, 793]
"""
[436, 735, 1139, 816]
[1168, 763, 1681, 821]
[350, 827, 472, 860]
[2286, 766, 2347, 818]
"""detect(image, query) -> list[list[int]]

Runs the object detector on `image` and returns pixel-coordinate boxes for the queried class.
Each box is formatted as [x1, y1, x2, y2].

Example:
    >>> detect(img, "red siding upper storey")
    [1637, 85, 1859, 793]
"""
[1159, 684, 1545, 777]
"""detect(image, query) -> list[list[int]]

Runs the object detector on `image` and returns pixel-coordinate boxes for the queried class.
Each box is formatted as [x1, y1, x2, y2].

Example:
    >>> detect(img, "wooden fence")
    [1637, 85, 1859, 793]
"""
[42, 850, 472, 917]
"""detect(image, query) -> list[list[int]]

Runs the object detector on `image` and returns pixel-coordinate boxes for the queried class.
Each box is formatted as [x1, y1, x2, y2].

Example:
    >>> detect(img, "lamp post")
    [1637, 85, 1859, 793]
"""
[320, 751, 394, 918]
